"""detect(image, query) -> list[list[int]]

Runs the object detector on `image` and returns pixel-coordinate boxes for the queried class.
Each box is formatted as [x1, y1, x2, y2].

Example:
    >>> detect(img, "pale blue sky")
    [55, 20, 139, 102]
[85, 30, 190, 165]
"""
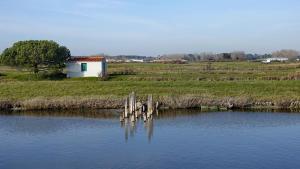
[0, 0, 299, 56]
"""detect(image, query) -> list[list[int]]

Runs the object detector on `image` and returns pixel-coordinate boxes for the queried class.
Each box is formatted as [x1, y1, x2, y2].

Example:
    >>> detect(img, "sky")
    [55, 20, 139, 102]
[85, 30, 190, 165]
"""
[0, 0, 300, 56]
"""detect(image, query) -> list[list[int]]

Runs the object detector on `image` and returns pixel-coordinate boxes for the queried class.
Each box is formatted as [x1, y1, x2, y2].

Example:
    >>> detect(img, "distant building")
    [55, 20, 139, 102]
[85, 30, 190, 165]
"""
[152, 59, 188, 64]
[106, 59, 124, 63]
[125, 59, 144, 63]
[66, 56, 107, 78]
[262, 57, 289, 63]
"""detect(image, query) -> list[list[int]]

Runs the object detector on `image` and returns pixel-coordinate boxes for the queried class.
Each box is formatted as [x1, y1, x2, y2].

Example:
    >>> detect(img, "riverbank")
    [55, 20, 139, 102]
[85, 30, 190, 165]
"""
[0, 62, 299, 111]
[1, 95, 300, 111]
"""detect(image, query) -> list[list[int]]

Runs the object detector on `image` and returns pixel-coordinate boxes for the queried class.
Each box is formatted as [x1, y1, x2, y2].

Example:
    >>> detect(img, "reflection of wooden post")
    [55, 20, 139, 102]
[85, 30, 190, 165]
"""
[124, 97, 128, 118]
[147, 116, 154, 142]
[124, 118, 129, 141]
[120, 115, 124, 122]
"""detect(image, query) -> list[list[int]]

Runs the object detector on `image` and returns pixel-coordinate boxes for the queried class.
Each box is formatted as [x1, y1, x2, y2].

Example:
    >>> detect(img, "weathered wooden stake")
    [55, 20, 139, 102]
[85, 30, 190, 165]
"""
[136, 102, 142, 118]
[129, 94, 132, 115]
[134, 92, 138, 118]
[134, 94, 137, 118]
[124, 97, 128, 118]
[129, 92, 136, 115]
[147, 94, 153, 115]
[133, 94, 137, 118]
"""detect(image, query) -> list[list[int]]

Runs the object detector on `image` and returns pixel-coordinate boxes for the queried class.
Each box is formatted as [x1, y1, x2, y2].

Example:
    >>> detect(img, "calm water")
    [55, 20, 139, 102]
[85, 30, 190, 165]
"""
[1, 110, 300, 169]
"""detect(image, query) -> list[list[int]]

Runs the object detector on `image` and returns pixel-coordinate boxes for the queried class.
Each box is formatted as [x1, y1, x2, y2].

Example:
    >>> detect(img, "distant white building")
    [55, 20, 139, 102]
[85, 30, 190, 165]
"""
[125, 59, 144, 63]
[66, 56, 107, 78]
[107, 59, 123, 63]
[262, 57, 289, 63]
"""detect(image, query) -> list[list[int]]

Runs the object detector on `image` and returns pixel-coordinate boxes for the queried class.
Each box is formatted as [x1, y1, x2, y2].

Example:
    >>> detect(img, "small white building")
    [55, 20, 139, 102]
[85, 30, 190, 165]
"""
[125, 59, 144, 63]
[66, 56, 107, 78]
[262, 57, 289, 63]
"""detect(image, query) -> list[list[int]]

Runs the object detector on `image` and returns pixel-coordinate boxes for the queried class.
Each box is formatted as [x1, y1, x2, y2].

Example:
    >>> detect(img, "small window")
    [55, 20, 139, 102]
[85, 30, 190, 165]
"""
[81, 63, 87, 72]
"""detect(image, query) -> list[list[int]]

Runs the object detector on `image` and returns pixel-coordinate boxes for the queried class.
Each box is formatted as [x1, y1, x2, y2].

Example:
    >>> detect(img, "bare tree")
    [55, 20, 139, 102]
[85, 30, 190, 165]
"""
[198, 52, 217, 61]
[231, 51, 246, 61]
[272, 49, 300, 59]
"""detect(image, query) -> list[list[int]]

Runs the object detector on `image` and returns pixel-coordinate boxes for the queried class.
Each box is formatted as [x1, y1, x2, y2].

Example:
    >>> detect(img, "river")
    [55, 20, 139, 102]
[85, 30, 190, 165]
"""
[1, 110, 300, 169]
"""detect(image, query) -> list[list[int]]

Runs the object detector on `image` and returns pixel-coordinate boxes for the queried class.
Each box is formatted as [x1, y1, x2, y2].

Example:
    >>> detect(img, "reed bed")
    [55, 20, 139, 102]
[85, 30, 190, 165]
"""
[1, 95, 300, 111]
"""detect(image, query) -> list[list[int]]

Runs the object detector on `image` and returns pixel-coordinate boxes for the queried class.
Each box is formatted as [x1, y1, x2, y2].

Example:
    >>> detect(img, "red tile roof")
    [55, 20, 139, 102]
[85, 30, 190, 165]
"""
[68, 56, 105, 62]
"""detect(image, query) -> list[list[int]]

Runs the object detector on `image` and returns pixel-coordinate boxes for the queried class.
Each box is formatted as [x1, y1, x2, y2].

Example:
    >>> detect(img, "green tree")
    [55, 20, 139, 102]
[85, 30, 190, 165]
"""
[0, 40, 71, 73]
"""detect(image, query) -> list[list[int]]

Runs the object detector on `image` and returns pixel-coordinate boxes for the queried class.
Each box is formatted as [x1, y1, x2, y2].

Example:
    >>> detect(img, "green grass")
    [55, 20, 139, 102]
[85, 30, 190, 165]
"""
[0, 62, 300, 102]
[0, 81, 299, 101]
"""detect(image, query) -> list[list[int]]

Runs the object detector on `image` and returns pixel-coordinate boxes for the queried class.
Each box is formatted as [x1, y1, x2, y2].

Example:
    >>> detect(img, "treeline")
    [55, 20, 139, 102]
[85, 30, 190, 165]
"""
[158, 50, 300, 62]
[104, 49, 300, 62]
[105, 55, 155, 61]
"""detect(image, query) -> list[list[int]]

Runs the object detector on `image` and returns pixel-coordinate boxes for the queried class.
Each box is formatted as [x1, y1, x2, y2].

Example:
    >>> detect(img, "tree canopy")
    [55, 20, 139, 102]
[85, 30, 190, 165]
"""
[0, 40, 71, 73]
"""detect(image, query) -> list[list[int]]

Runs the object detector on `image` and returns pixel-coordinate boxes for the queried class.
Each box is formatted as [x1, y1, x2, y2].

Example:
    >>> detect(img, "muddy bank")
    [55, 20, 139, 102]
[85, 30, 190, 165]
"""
[0, 95, 300, 111]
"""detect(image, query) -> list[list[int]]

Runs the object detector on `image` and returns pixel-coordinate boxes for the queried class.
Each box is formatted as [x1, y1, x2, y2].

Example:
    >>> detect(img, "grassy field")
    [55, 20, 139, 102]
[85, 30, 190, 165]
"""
[0, 62, 300, 110]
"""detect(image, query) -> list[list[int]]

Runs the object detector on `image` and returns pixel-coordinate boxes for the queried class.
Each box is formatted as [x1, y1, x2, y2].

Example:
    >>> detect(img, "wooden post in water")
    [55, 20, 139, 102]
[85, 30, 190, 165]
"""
[147, 94, 153, 118]
[136, 102, 141, 117]
[124, 97, 129, 118]
[129, 93, 133, 115]
[133, 92, 137, 118]
[129, 92, 136, 115]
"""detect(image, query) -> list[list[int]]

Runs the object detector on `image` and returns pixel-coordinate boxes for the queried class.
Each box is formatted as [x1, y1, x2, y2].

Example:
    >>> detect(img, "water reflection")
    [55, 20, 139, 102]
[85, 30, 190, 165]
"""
[120, 115, 154, 142]
[0, 109, 121, 119]
[1, 109, 300, 142]
[2, 109, 300, 169]
[0, 110, 119, 136]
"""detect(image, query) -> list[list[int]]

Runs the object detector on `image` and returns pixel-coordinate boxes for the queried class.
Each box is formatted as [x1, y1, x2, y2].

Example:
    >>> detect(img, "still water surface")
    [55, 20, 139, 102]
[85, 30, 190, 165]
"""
[1, 110, 300, 169]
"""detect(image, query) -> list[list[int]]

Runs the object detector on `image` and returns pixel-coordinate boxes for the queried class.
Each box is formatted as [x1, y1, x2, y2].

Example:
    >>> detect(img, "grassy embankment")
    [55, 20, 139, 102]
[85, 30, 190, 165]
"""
[0, 62, 300, 110]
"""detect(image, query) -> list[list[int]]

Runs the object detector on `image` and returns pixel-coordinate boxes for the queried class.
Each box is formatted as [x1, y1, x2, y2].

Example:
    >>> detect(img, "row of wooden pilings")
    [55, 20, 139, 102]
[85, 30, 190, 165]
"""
[120, 92, 158, 123]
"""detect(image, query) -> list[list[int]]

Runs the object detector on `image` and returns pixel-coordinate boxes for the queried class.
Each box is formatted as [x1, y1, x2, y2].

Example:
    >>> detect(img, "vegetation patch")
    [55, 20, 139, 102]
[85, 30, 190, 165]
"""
[0, 62, 299, 110]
